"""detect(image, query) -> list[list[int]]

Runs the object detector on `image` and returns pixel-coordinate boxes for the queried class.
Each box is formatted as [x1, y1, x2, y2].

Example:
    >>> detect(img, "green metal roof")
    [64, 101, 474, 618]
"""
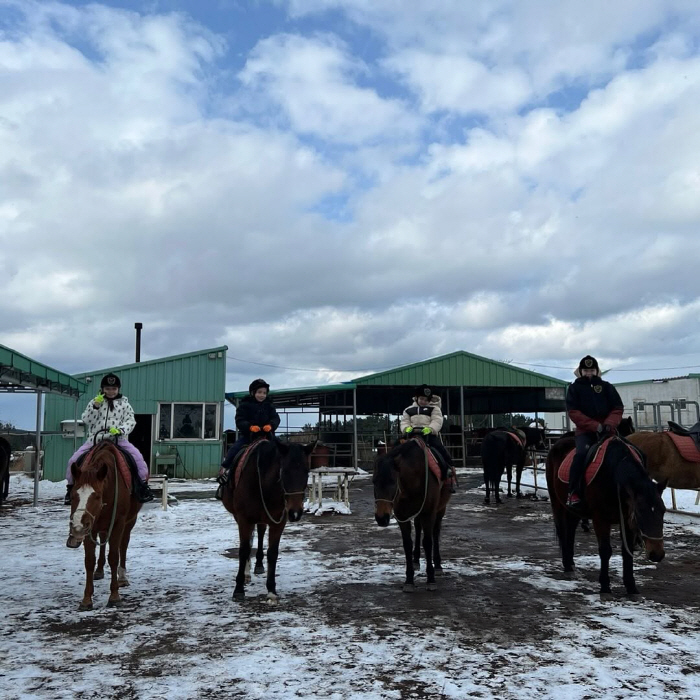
[352, 351, 568, 388]
[616, 375, 696, 386]
[0, 344, 87, 398]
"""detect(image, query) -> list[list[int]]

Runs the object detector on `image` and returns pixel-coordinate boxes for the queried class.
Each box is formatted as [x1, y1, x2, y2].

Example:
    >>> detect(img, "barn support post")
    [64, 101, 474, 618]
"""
[352, 387, 358, 472]
[33, 390, 43, 507]
[73, 397, 79, 453]
[460, 386, 465, 468]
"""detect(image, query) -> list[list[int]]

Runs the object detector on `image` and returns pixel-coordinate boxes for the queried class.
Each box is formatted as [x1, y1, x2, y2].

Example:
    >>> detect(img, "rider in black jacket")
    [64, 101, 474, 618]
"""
[216, 379, 280, 497]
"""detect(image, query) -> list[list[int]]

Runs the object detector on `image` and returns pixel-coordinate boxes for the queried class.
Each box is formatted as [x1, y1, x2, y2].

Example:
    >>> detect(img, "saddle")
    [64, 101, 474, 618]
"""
[558, 436, 644, 487]
[668, 421, 700, 453]
[77, 443, 133, 491]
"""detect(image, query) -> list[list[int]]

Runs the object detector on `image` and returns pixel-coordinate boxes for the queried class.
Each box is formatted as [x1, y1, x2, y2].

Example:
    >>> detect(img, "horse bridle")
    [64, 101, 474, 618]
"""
[374, 438, 430, 523]
[75, 453, 120, 546]
[256, 449, 307, 525]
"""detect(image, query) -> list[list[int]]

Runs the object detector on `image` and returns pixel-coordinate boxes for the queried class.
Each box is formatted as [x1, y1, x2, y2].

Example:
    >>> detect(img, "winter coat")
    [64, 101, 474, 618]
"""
[81, 395, 136, 442]
[235, 395, 281, 440]
[566, 376, 624, 435]
[400, 396, 444, 435]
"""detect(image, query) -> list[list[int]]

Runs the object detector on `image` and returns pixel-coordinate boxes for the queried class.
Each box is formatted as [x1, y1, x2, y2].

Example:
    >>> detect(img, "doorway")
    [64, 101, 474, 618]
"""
[131, 414, 153, 468]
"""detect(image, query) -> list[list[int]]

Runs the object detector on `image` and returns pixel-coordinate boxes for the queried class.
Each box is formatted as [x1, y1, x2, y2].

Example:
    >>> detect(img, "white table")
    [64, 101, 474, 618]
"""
[308, 467, 356, 509]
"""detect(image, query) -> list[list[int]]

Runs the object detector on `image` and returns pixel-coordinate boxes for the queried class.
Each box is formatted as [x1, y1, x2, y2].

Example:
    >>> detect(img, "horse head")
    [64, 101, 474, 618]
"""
[67, 442, 116, 548]
[612, 440, 666, 563]
[276, 440, 316, 522]
[524, 427, 546, 449]
[373, 449, 399, 527]
[618, 416, 635, 437]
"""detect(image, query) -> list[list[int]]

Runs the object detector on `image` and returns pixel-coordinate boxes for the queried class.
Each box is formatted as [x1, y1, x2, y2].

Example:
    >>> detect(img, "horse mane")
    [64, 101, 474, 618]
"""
[374, 440, 422, 487]
[76, 441, 116, 482]
[607, 439, 650, 490]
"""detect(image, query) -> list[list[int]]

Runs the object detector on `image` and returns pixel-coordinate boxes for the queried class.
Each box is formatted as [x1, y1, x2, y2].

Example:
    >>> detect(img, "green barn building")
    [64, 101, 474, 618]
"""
[42, 346, 227, 481]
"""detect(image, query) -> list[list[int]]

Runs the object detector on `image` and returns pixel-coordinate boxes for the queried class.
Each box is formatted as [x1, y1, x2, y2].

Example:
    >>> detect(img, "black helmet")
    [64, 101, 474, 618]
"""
[577, 355, 599, 374]
[414, 384, 433, 399]
[249, 378, 270, 395]
[100, 372, 121, 389]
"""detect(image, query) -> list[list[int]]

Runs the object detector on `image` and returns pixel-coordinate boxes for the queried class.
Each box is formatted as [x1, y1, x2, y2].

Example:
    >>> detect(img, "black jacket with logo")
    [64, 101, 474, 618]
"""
[566, 376, 624, 435]
[235, 395, 281, 439]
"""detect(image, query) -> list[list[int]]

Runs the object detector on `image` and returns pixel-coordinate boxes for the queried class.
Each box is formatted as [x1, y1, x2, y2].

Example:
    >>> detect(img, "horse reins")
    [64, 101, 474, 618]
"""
[255, 445, 305, 526]
[376, 438, 430, 524]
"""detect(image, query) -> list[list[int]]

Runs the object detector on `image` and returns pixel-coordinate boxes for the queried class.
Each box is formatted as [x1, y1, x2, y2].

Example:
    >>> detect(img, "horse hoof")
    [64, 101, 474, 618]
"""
[516, 493, 524, 499]
[244, 575, 251, 585]
[434, 566, 443, 575]
[483, 497, 490, 505]
[413, 560, 420, 570]
[426, 582, 437, 592]
[599, 592, 615, 602]
[563, 570, 577, 580]
[93, 571, 104, 580]
[118, 579, 130, 588]
[78, 602, 93, 612]
[266, 592, 279, 605]
[232, 590, 245, 602]
[107, 599, 122, 608]
[627, 593, 641, 602]
[254, 564, 265, 575]
[402, 583, 417, 593]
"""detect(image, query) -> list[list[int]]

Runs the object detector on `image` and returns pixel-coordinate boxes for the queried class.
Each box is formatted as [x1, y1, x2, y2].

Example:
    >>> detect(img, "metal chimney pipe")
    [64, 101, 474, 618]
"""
[135, 323, 143, 362]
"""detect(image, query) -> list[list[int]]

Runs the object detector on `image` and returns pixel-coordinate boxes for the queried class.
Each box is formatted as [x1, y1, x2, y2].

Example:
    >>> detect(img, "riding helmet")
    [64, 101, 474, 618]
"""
[414, 384, 433, 399]
[577, 356, 599, 372]
[100, 372, 121, 389]
[249, 378, 270, 395]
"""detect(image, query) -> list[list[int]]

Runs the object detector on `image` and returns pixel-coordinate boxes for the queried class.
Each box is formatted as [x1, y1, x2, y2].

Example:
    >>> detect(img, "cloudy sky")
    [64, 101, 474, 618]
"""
[2, 0, 700, 426]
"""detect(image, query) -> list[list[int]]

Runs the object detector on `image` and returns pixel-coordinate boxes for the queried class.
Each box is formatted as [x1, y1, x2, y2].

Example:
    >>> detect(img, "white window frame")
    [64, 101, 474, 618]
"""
[157, 402, 221, 441]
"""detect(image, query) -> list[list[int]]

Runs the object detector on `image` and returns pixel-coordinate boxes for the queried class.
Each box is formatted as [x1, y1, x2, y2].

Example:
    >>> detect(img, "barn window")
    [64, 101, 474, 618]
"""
[158, 403, 220, 440]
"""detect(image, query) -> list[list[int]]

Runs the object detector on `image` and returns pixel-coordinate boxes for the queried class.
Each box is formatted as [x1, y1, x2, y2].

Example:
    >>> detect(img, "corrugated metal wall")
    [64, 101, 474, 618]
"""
[43, 347, 227, 480]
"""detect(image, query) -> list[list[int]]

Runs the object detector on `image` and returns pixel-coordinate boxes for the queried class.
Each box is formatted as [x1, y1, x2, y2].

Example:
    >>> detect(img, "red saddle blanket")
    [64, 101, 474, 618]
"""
[667, 432, 700, 463]
[234, 441, 263, 488]
[558, 438, 643, 486]
[505, 430, 525, 449]
[82, 444, 132, 491]
[412, 439, 443, 483]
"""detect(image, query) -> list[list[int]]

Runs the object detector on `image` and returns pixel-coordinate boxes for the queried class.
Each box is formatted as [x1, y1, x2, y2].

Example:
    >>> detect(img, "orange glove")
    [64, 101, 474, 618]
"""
[262, 424, 272, 433]
[249, 425, 261, 433]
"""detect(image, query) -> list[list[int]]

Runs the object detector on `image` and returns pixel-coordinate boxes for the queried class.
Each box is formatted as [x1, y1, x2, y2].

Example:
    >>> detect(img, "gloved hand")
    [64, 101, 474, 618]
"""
[250, 425, 261, 433]
[93, 394, 104, 406]
[109, 427, 122, 436]
[421, 427, 432, 435]
[262, 424, 272, 433]
[404, 426, 414, 434]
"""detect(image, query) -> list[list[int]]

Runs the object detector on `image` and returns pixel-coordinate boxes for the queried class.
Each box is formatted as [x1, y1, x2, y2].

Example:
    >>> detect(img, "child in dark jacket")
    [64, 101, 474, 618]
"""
[217, 379, 280, 496]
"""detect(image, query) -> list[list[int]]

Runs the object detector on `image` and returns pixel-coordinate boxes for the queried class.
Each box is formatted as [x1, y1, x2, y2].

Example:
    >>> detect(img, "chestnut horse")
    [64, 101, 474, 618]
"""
[221, 437, 315, 602]
[546, 435, 666, 600]
[627, 430, 700, 489]
[0, 436, 10, 505]
[66, 440, 142, 611]
[373, 437, 452, 592]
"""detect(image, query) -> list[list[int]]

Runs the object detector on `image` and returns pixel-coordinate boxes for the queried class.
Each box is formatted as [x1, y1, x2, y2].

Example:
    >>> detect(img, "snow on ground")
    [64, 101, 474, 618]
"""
[1, 473, 699, 699]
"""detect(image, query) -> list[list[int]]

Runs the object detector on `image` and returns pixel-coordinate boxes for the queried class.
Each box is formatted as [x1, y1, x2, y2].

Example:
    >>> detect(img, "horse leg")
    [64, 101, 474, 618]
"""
[515, 454, 525, 499]
[94, 543, 106, 580]
[79, 539, 97, 611]
[399, 521, 416, 592]
[233, 521, 254, 601]
[621, 525, 640, 599]
[483, 468, 491, 504]
[433, 513, 444, 574]
[592, 518, 613, 600]
[412, 518, 421, 570]
[107, 527, 126, 607]
[553, 505, 578, 574]
[506, 461, 513, 498]
[117, 521, 135, 587]
[254, 524, 266, 575]
[422, 515, 437, 590]
[265, 522, 286, 603]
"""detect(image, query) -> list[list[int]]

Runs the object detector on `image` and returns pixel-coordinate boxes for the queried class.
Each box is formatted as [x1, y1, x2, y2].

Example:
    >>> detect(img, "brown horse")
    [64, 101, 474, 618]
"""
[627, 431, 700, 489]
[373, 437, 452, 592]
[0, 436, 11, 505]
[221, 437, 316, 602]
[66, 440, 142, 611]
[546, 435, 666, 600]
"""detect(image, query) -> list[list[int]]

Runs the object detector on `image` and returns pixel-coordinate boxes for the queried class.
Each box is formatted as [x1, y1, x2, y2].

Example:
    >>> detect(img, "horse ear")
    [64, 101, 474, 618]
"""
[656, 479, 668, 494]
[303, 440, 318, 456]
[96, 461, 109, 481]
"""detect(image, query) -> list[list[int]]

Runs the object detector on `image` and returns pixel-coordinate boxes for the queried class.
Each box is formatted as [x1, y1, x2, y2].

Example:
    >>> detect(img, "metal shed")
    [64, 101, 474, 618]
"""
[0, 344, 87, 504]
[43, 346, 228, 480]
[226, 350, 568, 469]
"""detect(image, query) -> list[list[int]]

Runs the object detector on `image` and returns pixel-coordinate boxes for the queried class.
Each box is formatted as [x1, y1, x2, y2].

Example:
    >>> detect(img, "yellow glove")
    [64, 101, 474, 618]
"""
[109, 427, 122, 436]
[404, 426, 413, 433]
[421, 427, 432, 435]
[93, 394, 104, 405]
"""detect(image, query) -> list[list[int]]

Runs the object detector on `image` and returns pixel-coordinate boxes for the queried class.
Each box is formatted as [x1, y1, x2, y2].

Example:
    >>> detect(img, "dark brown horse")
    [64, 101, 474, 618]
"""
[0, 436, 11, 505]
[627, 430, 700, 489]
[480, 427, 545, 504]
[373, 437, 452, 592]
[221, 437, 315, 602]
[66, 440, 142, 611]
[546, 435, 666, 600]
